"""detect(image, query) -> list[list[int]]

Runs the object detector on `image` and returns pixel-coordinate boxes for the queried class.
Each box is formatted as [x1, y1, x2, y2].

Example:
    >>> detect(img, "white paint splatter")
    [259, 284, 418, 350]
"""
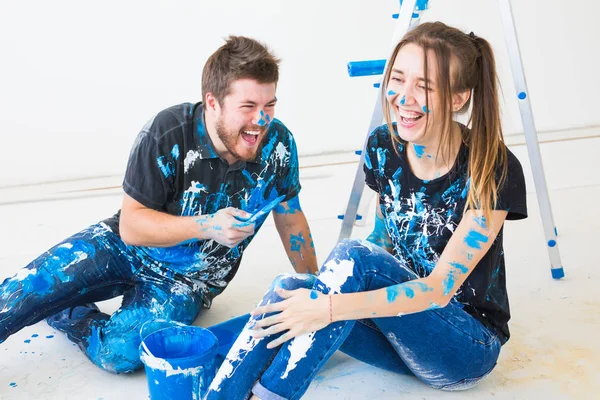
[281, 332, 315, 379]
[140, 341, 204, 377]
[184, 150, 201, 173]
[274, 142, 289, 164]
[207, 326, 263, 392]
[12, 267, 37, 282]
[318, 259, 355, 294]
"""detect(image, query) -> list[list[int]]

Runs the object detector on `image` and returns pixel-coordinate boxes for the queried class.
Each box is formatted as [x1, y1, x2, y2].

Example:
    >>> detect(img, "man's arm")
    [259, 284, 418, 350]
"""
[119, 194, 255, 248]
[272, 196, 318, 275]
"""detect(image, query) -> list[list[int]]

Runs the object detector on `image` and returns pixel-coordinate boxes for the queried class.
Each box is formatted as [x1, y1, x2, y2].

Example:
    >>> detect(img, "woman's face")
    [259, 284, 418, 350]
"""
[386, 43, 442, 144]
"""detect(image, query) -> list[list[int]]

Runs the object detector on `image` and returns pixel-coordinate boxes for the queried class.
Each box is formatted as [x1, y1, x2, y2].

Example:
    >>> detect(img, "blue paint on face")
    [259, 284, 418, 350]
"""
[400, 95, 406, 105]
[464, 230, 489, 250]
[310, 290, 319, 300]
[413, 144, 426, 159]
[422, 105, 430, 113]
[388, 90, 397, 96]
[171, 144, 180, 160]
[473, 216, 487, 229]
[449, 261, 468, 274]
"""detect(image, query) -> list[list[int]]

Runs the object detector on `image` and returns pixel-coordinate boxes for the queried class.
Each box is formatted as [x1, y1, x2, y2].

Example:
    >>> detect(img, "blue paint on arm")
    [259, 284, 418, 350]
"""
[273, 196, 302, 215]
[473, 216, 487, 229]
[449, 261, 468, 274]
[386, 286, 400, 303]
[442, 271, 456, 296]
[290, 233, 307, 252]
[310, 290, 319, 300]
[464, 230, 489, 250]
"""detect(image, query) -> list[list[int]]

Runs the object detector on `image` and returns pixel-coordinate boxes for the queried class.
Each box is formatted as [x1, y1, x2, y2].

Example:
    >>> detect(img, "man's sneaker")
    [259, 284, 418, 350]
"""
[46, 303, 100, 333]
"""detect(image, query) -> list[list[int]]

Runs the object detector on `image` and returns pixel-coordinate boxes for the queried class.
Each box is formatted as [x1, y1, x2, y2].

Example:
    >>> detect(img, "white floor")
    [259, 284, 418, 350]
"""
[1, 134, 599, 399]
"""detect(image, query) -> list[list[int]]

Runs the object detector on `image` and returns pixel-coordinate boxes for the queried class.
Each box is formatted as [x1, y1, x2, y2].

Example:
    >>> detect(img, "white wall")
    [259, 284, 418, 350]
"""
[1, 0, 598, 187]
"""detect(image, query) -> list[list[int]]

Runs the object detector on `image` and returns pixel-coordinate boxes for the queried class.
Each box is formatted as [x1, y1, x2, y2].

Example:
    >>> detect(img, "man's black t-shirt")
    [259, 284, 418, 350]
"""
[363, 123, 527, 343]
[104, 102, 301, 306]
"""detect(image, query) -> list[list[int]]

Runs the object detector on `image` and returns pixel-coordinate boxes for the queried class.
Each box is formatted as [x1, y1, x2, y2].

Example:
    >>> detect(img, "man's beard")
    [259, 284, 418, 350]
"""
[215, 118, 264, 162]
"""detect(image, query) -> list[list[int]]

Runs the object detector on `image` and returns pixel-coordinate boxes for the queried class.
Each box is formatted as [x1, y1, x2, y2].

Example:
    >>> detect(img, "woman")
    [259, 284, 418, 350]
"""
[204, 21, 527, 399]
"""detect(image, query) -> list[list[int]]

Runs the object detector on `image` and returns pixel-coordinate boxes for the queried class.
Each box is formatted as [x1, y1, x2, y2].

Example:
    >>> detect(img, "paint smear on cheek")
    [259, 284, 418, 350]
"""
[464, 230, 489, 250]
[281, 332, 315, 379]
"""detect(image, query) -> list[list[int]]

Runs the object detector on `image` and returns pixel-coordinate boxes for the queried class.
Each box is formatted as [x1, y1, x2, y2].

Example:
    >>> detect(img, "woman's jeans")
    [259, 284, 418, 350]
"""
[0, 222, 203, 373]
[204, 239, 501, 400]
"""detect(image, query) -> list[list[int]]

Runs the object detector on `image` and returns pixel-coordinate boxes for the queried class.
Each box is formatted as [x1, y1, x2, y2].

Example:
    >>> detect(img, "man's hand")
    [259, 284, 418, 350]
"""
[198, 207, 256, 248]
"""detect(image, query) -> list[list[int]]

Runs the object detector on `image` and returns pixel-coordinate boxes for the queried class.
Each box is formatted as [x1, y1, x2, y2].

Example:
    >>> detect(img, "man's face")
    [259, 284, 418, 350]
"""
[214, 79, 277, 162]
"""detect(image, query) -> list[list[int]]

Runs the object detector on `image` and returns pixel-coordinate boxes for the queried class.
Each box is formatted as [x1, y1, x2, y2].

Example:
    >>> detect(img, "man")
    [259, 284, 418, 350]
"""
[0, 36, 318, 374]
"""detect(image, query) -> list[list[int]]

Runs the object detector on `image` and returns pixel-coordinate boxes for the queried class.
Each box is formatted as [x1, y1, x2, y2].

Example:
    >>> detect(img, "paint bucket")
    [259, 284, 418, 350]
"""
[140, 325, 219, 400]
[207, 313, 250, 368]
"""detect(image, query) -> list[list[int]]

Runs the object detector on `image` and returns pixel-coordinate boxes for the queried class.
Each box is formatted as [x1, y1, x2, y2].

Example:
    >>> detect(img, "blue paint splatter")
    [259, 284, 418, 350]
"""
[31, 334, 39, 338]
[400, 95, 406, 105]
[171, 144, 180, 160]
[387, 90, 397, 96]
[290, 233, 306, 252]
[413, 144, 426, 159]
[449, 262, 468, 274]
[473, 216, 487, 229]
[24, 339, 31, 343]
[156, 156, 175, 178]
[422, 105, 430, 113]
[442, 271, 456, 296]
[386, 284, 416, 303]
[386, 286, 400, 303]
[274, 196, 302, 215]
[46, 335, 54, 339]
[9, 382, 17, 388]
[464, 230, 489, 249]
[467, 252, 473, 260]
[310, 290, 319, 300]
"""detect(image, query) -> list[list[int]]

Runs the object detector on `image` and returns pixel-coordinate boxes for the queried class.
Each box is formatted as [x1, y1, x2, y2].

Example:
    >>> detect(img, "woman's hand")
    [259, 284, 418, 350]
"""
[250, 288, 330, 349]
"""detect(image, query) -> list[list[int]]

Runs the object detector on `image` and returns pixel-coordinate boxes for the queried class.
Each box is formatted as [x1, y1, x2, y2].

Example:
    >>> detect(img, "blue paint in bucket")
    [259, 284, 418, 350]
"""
[140, 326, 218, 400]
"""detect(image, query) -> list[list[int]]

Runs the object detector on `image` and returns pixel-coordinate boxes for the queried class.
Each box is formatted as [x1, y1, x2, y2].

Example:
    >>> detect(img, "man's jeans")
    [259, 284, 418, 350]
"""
[0, 222, 203, 373]
[204, 239, 501, 400]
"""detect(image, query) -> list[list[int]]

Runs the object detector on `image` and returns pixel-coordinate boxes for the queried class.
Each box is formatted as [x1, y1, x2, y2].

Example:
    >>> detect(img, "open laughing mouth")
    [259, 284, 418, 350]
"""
[240, 128, 263, 145]
[398, 109, 425, 127]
